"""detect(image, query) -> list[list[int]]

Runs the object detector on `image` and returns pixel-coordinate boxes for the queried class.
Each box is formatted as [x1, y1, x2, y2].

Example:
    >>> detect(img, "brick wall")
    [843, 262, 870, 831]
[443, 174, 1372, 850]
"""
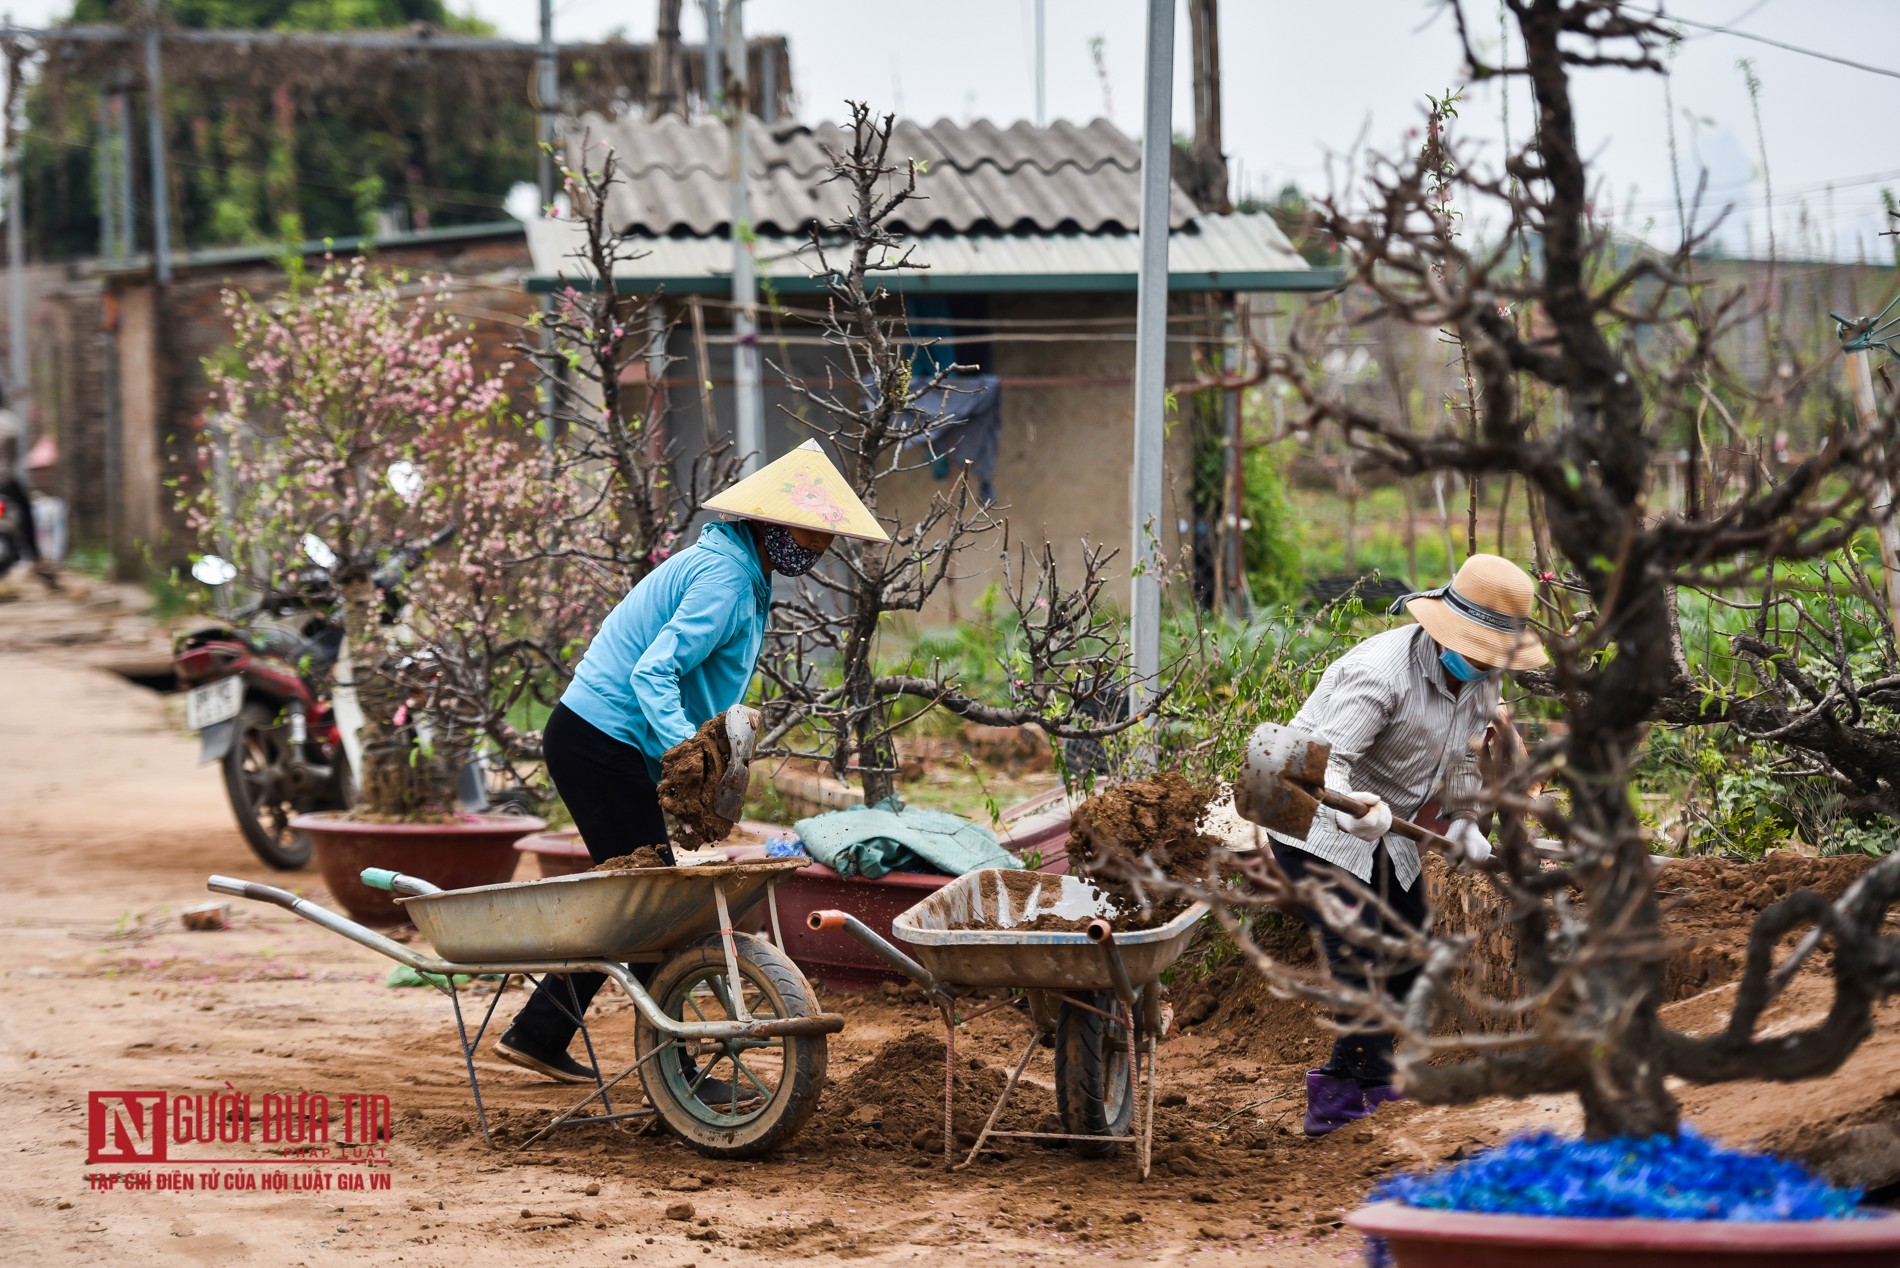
[84, 228, 535, 572]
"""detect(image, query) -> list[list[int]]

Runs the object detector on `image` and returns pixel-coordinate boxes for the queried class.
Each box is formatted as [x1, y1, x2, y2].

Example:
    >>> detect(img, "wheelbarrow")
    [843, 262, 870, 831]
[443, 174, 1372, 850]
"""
[814, 869, 1207, 1178]
[206, 857, 842, 1158]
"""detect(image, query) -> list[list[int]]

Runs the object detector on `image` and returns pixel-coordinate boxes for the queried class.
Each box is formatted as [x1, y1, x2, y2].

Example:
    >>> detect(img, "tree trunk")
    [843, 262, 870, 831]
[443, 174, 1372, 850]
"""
[648, 0, 687, 121]
[1182, 0, 1230, 215]
[340, 571, 454, 820]
[840, 600, 896, 806]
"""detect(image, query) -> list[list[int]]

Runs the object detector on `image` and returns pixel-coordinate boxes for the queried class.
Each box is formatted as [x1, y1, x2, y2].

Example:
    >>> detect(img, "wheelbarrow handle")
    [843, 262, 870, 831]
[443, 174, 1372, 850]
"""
[208, 874, 295, 906]
[1085, 920, 1139, 1007]
[808, 909, 956, 1007]
[359, 867, 442, 897]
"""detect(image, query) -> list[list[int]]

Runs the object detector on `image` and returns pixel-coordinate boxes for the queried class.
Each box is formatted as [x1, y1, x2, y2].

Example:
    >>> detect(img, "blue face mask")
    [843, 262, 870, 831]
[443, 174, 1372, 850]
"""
[1440, 647, 1498, 683]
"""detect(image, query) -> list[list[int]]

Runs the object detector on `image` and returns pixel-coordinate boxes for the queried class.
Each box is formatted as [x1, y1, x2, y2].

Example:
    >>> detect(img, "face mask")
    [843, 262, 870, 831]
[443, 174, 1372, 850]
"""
[1440, 646, 1499, 683]
[762, 523, 824, 577]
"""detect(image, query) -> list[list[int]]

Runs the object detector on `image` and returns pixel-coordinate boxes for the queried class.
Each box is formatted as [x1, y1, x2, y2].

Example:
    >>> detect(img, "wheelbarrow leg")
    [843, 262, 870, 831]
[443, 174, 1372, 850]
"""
[516, 1043, 671, 1149]
[443, 975, 503, 1149]
[1138, 1033, 1157, 1180]
[956, 1023, 1043, 1171]
[561, 974, 616, 1119]
[941, 1004, 956, 1168]
[713, 883, 751, 1023]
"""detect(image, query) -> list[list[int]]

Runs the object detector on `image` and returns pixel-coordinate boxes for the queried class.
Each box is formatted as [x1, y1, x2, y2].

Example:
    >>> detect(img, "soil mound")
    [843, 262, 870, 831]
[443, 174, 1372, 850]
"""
[1067, 773, 1219, 913]
[956, 868, 1150, 933]
[823, 1031, 1036, 1148]
[1657, 852, 1879, 1000]
[658, 713, 735, 845]
[589, 846, 669, 872]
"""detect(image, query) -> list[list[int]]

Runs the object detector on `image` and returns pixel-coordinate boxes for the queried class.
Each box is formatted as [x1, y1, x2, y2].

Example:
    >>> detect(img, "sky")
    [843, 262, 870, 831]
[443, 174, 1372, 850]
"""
[461, 0, 1898, 261]
[8, 1, 1899, 259]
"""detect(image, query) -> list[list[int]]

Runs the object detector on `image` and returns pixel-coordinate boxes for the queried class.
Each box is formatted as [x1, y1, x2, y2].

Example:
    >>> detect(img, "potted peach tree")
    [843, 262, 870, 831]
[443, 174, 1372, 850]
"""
[189, 259, 546, 921]
[1125, 2, 1900, 1262]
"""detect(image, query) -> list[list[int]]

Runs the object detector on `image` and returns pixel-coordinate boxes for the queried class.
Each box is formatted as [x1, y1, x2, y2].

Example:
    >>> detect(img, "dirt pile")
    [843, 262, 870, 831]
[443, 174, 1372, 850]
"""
[589, 846, 669, 872]
[822, 1031, 1038, 1149]
[1658, 852, 1882, 1000]
[1066, 773, 1220, 917]
[1180, 851, 1894, 1054]
[959, 869, 1111, 933]
[1171, 914, 1326, 1061]
[658, 713, 735, 845]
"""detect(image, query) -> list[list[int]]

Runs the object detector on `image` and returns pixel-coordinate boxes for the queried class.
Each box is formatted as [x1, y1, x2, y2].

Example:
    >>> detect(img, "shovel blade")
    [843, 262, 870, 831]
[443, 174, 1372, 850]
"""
[1234, 721, 1333, 841]
[712, 706, 759, 821]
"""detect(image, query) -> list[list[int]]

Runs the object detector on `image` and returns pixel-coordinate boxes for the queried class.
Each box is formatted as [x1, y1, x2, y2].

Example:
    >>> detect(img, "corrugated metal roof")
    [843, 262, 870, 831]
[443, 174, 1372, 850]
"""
[525, 212, 1338, 294]
[571, 113, 1201, 237]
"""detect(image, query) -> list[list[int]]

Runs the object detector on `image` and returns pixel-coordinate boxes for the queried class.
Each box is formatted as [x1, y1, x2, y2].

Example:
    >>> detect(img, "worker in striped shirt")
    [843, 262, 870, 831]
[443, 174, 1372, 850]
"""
[1268, 553, 1547, 1136]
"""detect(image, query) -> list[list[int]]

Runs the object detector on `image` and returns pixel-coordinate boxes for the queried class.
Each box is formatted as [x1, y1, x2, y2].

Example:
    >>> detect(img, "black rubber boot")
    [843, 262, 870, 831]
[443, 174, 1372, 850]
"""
[495, 1027, 598, 1084]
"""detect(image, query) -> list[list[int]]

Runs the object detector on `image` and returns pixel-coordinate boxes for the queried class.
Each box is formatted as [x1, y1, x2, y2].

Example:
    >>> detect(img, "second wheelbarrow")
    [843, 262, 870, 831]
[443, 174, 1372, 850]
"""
[815, 868, 1206, 1178]
[208, 857, 842, 1158]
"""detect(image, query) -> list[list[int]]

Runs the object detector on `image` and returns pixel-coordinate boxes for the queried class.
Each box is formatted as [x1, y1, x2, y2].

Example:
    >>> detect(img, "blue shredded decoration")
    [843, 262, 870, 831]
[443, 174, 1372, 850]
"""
[1364, 1130, 1868, 1268]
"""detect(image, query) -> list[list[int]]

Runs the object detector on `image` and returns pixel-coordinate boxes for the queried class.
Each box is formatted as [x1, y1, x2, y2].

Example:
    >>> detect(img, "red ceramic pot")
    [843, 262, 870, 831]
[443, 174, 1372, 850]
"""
[293, 811, 546, 925]
[515, 828, 591, 878]
[1348, 1201, 1900, 1268]
[714, 795, 1078, 989]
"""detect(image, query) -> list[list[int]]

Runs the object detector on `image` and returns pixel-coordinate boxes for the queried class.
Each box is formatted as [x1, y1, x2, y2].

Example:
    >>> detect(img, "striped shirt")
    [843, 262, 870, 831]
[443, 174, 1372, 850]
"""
[1266, 625, 1498, 891]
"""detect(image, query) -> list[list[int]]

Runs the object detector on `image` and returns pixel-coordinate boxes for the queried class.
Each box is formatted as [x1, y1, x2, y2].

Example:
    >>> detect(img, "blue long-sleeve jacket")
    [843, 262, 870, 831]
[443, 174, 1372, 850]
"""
[560, 520, 769, 780]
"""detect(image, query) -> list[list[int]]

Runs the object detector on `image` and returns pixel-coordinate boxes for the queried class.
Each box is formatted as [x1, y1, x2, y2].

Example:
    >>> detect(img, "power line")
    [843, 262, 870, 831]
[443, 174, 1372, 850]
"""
[1632, 6, 1900, 81]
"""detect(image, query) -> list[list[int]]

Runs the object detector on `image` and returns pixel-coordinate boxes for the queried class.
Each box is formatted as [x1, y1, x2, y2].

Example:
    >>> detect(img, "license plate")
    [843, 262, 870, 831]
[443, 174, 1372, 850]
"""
[186, 677, 244, 731]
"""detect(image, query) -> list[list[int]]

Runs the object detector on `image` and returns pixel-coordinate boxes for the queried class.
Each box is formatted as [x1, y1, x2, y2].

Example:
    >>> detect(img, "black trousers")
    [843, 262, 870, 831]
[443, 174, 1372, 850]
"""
[1273, 841, 1428, 1087]
[507, 703, 672, 1054]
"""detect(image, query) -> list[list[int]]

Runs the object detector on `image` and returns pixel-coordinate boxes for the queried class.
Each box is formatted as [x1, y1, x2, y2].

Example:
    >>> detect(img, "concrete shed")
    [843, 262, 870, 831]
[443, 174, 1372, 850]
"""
[529, 114, 1340, 619]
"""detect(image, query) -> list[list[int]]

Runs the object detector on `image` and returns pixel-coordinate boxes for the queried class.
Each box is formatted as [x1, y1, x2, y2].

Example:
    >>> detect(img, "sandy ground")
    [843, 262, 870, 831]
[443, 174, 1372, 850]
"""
[1, 579, 1896, 1267]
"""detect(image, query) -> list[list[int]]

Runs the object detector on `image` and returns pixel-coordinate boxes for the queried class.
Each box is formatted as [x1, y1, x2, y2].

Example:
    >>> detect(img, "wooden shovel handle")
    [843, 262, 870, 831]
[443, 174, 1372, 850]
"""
[1313, 787, 1461, 855]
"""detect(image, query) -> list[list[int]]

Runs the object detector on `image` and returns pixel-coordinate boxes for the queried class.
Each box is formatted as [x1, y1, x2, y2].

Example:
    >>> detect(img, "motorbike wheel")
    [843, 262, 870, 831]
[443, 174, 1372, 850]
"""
[223, 702, 313, 870]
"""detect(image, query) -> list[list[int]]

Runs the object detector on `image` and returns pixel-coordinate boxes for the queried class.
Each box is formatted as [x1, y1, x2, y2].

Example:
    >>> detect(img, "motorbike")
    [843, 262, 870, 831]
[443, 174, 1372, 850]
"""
[174, 553, 352, 870]
[176, 527, 518, 870]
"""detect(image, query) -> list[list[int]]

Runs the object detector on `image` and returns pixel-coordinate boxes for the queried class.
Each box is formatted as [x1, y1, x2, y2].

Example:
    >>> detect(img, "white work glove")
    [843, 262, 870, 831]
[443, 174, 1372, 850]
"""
[1336, 794, 1393, 842]
[1446, 818, 1492, 866]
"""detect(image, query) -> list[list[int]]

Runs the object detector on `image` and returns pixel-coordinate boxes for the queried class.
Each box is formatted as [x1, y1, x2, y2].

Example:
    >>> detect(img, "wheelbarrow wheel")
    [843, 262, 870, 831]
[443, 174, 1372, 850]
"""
[634, 932, 827, 1159]
[1055, 990, 1137, 1156]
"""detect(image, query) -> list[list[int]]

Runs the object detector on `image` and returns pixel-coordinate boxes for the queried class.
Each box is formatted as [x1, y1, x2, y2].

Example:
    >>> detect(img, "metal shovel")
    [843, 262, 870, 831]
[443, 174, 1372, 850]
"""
[1233, 720, 1463, 854]
[712, 705, 760, 822]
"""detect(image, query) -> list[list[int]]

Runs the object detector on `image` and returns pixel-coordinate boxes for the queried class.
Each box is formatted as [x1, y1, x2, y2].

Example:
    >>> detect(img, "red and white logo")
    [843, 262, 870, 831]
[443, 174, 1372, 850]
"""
[88, 1091, 168, 1163]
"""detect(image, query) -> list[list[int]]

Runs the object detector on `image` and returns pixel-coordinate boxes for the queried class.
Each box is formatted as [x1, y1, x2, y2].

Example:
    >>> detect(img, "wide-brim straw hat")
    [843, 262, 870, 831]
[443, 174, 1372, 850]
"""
[1388, 553, 1548, 670]
[703, 438, 890, 543]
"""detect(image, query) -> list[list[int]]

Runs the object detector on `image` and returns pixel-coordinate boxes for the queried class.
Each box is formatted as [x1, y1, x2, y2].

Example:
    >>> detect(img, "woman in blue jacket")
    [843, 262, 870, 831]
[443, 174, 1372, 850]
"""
[496, 441, 886, 1083]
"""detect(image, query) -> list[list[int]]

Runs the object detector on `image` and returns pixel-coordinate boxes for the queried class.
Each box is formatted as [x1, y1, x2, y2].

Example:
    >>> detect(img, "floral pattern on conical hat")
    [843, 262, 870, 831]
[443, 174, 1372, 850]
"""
[704, 439, 890, 542]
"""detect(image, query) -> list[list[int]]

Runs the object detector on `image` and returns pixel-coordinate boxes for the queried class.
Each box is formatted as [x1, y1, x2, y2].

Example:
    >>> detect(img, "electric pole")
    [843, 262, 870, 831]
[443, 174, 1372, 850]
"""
[1129, 0, 1174, 735]
[725, 0, 762, 474]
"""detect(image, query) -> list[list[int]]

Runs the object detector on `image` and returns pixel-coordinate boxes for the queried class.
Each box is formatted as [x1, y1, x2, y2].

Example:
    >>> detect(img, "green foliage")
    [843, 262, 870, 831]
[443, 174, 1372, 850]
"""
[1234, 182, 1340, 267]
[1648, 724, 1899, 859]
[1239, 442, 1302, 605]
[26, 1, 515, 259]
[1189, 385, 1301, 605]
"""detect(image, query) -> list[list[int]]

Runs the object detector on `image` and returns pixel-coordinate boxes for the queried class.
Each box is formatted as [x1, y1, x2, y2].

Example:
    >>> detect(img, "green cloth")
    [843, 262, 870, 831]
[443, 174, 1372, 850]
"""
[795, 797, 1020, 880]
[384, 966, 502, 989]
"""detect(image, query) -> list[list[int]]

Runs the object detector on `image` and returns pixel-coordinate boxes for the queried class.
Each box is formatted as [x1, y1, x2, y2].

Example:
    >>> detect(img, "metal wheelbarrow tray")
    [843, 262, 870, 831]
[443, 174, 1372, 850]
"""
[401, 858, 803, 962]
[890, 870, 1207, 991]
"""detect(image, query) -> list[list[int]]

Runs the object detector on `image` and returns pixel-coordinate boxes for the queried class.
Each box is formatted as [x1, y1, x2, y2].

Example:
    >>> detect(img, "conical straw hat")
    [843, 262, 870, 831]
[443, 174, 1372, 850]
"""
[703, 439, 890, 542]
[1389, 553, 1548, 670]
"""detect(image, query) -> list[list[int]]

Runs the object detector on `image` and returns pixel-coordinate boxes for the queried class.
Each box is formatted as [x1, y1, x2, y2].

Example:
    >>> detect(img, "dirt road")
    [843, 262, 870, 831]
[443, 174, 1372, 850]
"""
[0, 581, 1894, 1266]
